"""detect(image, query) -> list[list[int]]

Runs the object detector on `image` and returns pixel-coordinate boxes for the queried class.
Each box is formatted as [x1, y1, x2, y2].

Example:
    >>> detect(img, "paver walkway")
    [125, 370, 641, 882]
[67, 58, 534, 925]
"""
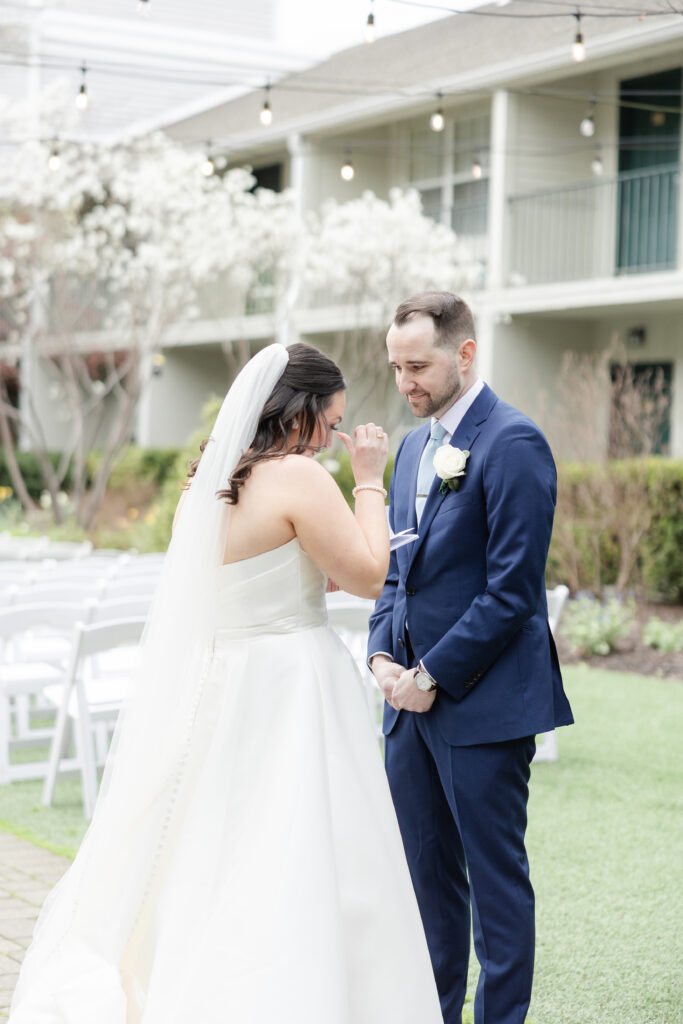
[0, 832, 70, 1019]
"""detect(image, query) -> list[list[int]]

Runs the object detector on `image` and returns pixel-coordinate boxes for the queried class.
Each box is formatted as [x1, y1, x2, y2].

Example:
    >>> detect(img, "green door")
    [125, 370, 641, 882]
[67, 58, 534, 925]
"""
[617, 68, 681, 272]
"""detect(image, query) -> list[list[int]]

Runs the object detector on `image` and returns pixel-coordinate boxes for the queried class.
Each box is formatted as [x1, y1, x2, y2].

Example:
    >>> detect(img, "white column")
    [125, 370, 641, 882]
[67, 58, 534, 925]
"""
[487, 89, 509, 293]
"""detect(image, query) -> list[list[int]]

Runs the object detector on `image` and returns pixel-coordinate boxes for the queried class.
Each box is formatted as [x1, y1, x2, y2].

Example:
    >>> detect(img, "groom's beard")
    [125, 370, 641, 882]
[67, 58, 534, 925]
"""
[407, 363, 464, 419]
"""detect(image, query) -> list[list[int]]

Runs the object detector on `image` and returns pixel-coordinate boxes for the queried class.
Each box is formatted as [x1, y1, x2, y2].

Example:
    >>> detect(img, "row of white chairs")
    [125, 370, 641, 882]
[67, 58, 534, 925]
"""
[0, 597, 152, 818]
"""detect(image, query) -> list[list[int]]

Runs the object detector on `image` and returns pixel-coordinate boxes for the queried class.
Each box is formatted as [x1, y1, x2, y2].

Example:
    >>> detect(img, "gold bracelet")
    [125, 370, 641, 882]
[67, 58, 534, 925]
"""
[352, 485, 388, 498]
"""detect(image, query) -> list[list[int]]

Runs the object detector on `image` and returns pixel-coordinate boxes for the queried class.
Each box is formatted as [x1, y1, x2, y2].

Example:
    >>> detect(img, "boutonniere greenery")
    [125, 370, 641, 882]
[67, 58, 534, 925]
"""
[433, 446, 470, 493]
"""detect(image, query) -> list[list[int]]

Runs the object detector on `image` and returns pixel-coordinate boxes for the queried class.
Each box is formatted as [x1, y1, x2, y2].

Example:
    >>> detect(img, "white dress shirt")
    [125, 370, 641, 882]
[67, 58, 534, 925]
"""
[433, 376, 485, 444]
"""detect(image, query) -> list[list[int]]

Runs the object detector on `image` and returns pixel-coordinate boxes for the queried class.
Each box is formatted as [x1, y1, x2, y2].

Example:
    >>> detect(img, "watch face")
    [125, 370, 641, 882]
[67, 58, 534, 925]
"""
[415, 671, 434, 692]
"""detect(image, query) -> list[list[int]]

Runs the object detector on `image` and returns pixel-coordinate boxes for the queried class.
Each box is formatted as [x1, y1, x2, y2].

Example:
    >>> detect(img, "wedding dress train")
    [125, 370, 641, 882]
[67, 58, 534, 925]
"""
[10, 537, 442, 1023]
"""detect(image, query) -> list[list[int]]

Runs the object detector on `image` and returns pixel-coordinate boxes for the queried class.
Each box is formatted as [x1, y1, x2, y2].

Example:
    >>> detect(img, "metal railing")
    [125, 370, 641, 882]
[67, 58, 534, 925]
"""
[507, 164, 680, 286]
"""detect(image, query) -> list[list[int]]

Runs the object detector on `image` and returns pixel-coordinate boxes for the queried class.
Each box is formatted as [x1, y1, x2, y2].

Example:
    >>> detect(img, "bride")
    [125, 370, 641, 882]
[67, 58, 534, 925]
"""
[9, 342, 442, 1023]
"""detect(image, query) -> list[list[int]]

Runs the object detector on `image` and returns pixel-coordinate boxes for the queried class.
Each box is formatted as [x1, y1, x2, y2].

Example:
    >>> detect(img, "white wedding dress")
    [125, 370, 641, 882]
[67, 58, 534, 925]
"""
[11, 537, 442, 1023]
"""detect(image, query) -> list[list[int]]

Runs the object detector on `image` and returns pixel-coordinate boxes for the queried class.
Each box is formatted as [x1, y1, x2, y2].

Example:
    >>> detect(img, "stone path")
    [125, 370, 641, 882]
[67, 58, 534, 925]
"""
[0, 832, 70, 1018]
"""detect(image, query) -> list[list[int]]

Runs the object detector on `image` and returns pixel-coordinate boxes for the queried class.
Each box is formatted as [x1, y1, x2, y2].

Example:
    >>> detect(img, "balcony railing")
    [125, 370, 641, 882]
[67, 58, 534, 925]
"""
[507, 164, 680, 287]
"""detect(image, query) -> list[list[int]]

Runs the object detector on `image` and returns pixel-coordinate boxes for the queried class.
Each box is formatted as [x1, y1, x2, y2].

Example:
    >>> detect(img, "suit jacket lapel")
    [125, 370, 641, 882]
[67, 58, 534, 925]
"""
[407, 384, 497, 571]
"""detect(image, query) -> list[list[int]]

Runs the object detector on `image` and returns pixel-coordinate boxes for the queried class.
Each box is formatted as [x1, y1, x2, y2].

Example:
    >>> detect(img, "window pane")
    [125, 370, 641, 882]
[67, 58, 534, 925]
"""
[420, 187, 443, 222]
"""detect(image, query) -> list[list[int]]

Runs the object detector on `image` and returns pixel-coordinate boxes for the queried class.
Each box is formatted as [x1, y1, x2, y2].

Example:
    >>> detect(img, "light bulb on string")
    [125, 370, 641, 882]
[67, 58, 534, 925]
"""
[365, 2, 376, 44]
[341, 151, 354, 181]
[572, 13, 585, 62]
[591, 151, 603, 176]
[47, 140, 61, 171]
[137, 0, 150, 16]
[201, 141, 215, 177]
[430, 93, 445, 133]
[471, 157, 483, 180]
[75, 64, 88, 110]
[580, 99, 596, 138]
[260, 85, 273, 126]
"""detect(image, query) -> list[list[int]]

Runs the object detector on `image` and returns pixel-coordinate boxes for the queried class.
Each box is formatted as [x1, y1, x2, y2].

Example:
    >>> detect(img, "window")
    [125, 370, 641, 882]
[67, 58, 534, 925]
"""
[609, 361, 673, 456]
[251, 163, 283, 192]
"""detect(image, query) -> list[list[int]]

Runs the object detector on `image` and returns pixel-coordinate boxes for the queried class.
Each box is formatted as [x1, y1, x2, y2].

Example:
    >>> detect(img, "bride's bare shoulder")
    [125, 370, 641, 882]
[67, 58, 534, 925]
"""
[257, 454, 333, 485]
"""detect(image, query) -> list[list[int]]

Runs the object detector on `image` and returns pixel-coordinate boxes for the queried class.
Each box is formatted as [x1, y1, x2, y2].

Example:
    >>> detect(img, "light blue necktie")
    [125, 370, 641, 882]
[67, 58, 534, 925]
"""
[416, 420, 447, 525]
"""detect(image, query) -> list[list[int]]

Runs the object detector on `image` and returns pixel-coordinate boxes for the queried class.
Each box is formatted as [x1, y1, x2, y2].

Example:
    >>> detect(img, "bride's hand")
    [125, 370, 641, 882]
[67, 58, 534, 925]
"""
[337, 423, 389, 487]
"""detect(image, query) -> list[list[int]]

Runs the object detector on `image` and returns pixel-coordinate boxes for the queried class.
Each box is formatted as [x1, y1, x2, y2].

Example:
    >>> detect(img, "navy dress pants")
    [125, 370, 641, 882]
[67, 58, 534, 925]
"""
[385, 710, 536, 1024]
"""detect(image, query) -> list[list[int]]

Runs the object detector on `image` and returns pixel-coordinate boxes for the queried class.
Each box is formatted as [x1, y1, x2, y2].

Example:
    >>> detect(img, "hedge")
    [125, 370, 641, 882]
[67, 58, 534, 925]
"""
[547, 458, 683, 602]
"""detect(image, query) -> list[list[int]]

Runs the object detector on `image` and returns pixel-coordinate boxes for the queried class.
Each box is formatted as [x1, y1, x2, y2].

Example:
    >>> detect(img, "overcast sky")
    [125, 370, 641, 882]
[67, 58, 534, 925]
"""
[277, 0, 453, 58]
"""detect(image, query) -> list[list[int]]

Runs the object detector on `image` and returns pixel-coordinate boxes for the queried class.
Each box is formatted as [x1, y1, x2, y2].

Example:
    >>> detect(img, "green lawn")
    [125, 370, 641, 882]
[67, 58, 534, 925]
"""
[0, 666, 681, 1023]
[519, 665, 682, 1024]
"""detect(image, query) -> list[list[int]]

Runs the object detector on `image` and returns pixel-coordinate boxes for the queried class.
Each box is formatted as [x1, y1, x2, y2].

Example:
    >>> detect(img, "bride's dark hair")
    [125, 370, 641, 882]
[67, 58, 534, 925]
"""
[186, 342, 346, 505]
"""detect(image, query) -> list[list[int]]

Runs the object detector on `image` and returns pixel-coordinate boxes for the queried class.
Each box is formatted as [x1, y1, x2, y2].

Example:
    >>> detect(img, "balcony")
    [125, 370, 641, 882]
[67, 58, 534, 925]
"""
[507, 164, 680, 287]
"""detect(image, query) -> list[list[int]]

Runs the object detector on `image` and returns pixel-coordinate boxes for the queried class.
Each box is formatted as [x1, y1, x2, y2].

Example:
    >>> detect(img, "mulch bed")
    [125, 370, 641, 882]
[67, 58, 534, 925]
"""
[557, 601, 683, 681]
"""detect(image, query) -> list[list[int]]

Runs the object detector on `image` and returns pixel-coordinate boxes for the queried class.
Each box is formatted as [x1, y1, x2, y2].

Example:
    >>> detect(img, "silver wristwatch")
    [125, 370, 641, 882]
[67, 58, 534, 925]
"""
[414, 665, 437, 692]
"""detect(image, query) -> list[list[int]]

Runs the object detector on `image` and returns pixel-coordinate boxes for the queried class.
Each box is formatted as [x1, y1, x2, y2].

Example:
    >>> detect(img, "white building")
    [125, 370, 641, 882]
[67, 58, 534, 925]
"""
[143, 0, 682, 458]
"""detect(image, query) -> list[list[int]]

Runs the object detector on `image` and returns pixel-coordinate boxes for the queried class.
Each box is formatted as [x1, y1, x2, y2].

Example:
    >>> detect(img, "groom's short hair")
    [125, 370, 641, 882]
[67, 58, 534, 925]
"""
[393, 292, 476, 350]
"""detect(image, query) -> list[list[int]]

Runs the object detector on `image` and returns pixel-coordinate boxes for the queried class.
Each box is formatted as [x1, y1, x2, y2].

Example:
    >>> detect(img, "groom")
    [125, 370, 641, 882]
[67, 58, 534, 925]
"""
[368, 292, 573, 1024]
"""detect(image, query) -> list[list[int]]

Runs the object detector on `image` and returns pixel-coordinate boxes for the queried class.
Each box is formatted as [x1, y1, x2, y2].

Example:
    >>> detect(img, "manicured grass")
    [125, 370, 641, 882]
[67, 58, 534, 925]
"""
[0, 666, 680, 1022]
[0, 773, 88, 859]
[513, 665, 681, 1024]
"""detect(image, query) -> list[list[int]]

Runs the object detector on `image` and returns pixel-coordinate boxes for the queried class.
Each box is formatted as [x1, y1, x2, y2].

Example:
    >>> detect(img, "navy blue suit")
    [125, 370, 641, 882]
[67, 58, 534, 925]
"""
[368, 384, 573, 1024]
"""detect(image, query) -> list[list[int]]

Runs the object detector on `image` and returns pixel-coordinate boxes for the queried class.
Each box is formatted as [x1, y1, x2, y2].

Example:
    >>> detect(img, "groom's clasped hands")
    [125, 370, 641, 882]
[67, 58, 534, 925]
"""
[372, 657, 437, 713]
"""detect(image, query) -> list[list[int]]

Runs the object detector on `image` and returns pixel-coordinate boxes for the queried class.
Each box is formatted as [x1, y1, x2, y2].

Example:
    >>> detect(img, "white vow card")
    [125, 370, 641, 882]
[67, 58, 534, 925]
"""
[387, 509, 418, 551]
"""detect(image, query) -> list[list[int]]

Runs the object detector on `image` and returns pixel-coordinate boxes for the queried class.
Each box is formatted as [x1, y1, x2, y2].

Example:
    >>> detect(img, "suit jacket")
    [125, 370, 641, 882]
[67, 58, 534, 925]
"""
[368, 383, 574, 746]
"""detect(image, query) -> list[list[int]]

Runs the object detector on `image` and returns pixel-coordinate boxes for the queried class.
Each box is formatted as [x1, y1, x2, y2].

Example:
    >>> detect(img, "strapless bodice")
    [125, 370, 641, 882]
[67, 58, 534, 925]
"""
[215, 537, 327, 640]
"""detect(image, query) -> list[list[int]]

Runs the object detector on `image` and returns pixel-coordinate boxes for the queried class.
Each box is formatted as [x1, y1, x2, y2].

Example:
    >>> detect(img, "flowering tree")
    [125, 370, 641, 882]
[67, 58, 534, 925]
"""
[0, 131, 295, 526]
[303, 188, 480, 426]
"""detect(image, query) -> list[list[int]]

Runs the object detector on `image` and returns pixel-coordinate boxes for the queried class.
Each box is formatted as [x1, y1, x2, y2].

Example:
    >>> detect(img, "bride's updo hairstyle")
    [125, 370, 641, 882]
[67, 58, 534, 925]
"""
[187, 342, 346, 505]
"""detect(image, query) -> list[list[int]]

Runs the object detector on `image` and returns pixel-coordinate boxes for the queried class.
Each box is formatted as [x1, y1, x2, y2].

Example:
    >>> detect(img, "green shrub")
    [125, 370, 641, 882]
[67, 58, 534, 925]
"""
[562, 596, 636, 656]
[0, 450, 73, 499]
[549, 458, 683, 601]
[86, 446, 180, 491]
[642, 616, 683, 653]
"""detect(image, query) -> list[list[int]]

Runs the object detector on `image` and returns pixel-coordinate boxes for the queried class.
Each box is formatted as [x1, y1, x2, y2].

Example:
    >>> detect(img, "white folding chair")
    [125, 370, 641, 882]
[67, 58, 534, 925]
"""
[534, 584, 571, 764]
[42, 617, 146, 819]
[101, 577, 159, 601]
[0, 603, 89, 783]
[88, 596, 152, 624]
[326, 593, 380, 734]
[13, 581, 106, 607]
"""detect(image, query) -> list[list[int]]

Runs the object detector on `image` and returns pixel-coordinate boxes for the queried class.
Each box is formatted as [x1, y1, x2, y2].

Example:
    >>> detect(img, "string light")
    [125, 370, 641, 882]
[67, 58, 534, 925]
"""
[429, 93, 445, 133]
[365, 1, 376, 44]
[137, 0, 150, 16]
[341, 150, 355, 181]
[47, 140, 61, 171]
[572, 13, 585, 62]
[471, 156, 483, 179]
[201, 141, 215, 177]
[591, 152, 603, 176]
[260, 84, 273, 126]
[75, 64, 88, 110]
[580, 98, 596, 137]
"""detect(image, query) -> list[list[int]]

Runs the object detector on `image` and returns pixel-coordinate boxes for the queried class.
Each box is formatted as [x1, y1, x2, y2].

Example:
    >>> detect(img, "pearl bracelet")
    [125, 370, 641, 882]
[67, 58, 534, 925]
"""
[352, 485, 388, 498]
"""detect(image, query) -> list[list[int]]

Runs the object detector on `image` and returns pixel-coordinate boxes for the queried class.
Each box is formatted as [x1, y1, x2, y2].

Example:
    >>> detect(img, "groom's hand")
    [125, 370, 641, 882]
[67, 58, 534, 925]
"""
[391, 669, 437, 713]
[370, 656, 403, 703]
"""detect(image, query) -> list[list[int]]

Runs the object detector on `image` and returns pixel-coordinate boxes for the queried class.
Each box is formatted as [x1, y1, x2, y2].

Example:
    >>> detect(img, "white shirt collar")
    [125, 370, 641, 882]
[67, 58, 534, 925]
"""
[433, 377, 485, 442]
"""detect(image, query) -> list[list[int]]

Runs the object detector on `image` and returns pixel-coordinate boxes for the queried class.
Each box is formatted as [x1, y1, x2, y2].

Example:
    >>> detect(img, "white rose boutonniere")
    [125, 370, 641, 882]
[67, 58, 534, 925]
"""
[433, 446, 470, 493]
